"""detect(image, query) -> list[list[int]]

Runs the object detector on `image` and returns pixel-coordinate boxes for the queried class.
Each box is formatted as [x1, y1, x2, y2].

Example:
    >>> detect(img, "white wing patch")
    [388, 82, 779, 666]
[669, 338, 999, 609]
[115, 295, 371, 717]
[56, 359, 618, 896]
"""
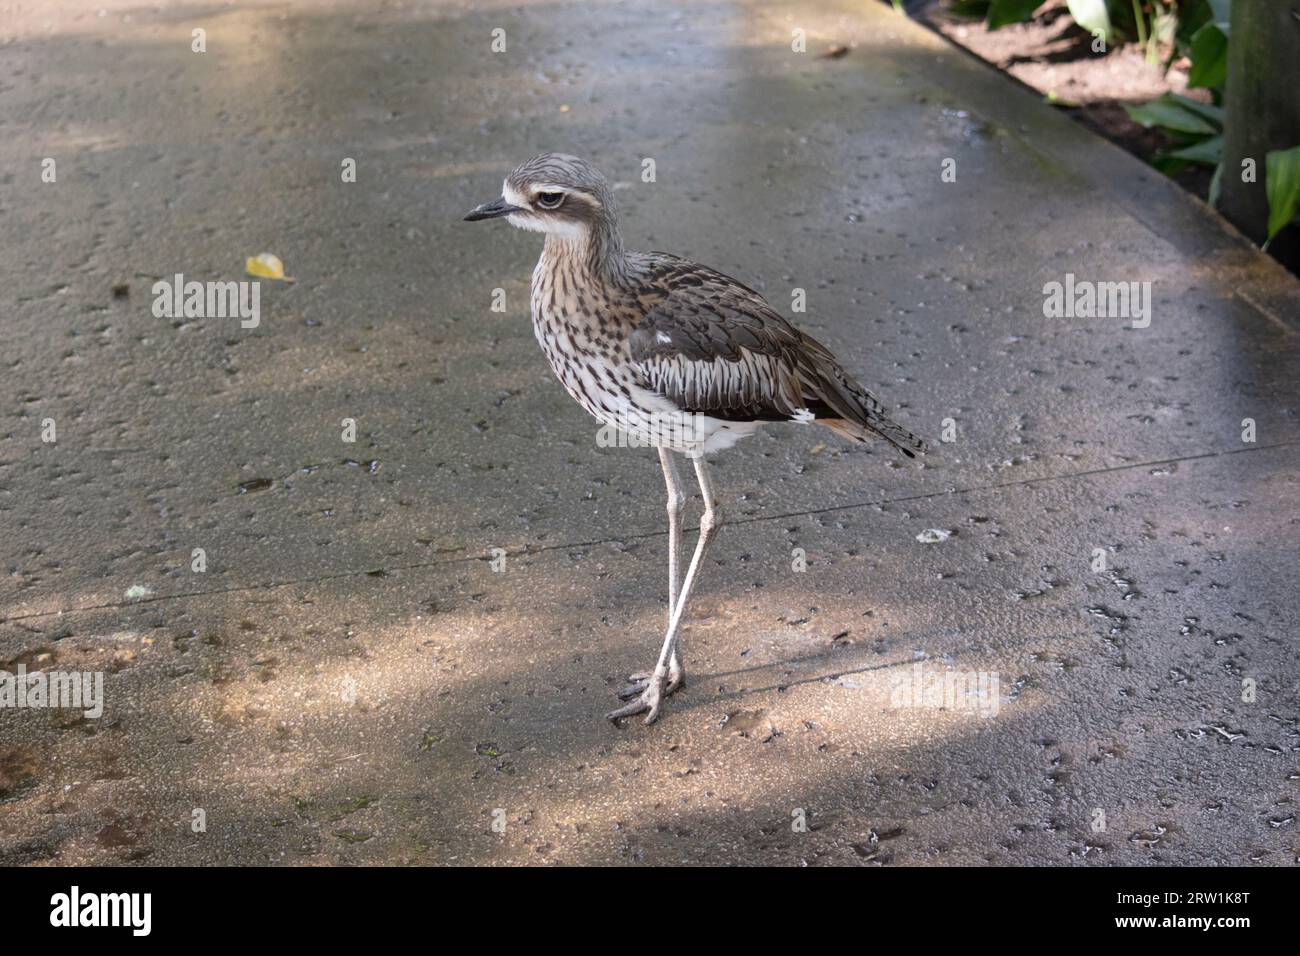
[655, 331, 672, 344]
[791, 408, 815, 424]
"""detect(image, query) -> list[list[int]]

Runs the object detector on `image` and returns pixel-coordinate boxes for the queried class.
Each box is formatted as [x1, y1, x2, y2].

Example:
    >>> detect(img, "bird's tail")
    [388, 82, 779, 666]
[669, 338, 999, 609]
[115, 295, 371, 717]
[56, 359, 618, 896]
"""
[821, 415, 927, 459]
[798, 333, 928, 459]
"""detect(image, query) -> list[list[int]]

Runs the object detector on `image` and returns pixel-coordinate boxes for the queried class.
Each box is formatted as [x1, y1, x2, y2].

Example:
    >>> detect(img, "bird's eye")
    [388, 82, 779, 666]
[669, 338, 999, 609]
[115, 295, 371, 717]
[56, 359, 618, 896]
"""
[536, 191, 565, 209]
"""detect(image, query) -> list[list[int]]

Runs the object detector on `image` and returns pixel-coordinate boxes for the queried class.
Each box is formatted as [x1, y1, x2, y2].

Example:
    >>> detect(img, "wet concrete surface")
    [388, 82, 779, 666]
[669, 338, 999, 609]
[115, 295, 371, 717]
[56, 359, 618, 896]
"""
[1, 0, 1297, 865]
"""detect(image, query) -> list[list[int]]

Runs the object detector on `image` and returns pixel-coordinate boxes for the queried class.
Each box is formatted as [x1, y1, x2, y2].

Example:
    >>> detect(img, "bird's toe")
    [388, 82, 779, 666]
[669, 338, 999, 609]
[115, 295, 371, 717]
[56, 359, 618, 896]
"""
[607, 676, 666, 723]
[606, 695, 650, 721]
[617, 667, 684, 701]
[617, 679, 648, 700]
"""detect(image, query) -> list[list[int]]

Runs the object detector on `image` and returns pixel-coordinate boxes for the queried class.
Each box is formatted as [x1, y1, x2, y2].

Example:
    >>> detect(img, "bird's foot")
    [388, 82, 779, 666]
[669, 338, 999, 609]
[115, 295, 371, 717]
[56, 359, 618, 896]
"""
[608, 664, 682, 724]
[616, 659, 684, 700]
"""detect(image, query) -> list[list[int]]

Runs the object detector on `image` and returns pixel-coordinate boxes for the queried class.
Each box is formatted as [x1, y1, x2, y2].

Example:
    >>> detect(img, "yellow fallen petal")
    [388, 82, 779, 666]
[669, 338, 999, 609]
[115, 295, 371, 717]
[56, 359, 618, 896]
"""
[245, 253, 294, 282]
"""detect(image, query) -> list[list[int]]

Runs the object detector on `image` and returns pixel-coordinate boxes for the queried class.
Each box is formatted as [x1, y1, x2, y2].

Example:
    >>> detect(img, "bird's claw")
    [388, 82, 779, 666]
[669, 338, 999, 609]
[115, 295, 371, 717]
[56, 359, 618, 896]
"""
[607, 684, 662, 724]
[608, 666, 683, 724]
[616, 666, 684, 700]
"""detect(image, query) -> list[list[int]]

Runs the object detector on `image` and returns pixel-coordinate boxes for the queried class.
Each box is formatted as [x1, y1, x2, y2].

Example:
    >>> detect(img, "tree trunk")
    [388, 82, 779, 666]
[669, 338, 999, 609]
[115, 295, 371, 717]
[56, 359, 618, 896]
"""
[1219, 0, 1300, 271]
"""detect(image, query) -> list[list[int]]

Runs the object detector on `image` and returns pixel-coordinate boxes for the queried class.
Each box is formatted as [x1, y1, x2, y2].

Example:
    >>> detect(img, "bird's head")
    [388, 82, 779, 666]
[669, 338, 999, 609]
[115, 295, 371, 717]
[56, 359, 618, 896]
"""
[463, 153, 615, 240]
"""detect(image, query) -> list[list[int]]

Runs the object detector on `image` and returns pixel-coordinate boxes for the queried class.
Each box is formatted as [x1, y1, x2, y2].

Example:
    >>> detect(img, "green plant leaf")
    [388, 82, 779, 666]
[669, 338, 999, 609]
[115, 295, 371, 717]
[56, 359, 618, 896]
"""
[1153, 155, 1193, 176]
[1163, 133, 1223, 166]
[987, 0, 1045, 29]
[1265, 145, 1300, 243]
[1174, 0, 1230, 54]
[1187, 23, 1228, 90]
[1166, 93, 1224, 127]
[1125, 94, 1218, 135]
[1066, 0, 1110, 39]
[1208, 162, 1224, 208]
[1175, 0, 1211, 51]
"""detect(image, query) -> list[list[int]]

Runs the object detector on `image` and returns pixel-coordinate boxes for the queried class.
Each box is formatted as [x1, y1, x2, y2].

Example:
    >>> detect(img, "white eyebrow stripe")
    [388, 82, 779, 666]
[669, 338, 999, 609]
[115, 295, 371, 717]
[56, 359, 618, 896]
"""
[502, 180, 601, 210]
[502, 181, 529, 207]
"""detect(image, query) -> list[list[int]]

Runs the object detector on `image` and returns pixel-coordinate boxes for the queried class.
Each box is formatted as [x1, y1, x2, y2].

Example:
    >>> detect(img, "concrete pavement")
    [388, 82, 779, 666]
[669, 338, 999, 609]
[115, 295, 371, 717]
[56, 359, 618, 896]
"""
[1, 0, 1297, 865]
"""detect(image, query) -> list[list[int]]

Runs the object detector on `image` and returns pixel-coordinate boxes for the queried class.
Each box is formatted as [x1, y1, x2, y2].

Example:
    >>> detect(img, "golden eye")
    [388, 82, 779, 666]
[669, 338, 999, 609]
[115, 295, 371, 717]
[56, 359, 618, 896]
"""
[536, 191, 564, 209]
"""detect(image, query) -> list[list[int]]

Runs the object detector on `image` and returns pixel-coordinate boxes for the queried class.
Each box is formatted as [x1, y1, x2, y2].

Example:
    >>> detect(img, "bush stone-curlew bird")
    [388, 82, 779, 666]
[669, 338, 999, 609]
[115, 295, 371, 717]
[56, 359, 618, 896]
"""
[465, 153, 927, 724]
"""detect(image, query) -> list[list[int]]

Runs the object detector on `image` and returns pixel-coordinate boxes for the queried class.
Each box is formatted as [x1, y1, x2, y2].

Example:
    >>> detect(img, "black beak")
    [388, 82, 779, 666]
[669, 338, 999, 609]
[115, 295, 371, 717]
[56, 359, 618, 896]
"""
[463, 196, 522, 222]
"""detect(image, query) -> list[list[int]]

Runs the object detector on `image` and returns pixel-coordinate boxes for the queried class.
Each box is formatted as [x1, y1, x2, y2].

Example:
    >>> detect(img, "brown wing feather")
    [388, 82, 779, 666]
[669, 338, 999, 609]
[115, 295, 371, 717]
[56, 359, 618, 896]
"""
[626, 255, 928, 458]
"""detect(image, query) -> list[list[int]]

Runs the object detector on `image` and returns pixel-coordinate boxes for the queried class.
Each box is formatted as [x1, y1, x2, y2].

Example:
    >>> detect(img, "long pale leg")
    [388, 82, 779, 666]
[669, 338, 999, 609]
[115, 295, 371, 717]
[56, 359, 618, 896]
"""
[609, 455, 722, 724]
[620, 449, 686, 699]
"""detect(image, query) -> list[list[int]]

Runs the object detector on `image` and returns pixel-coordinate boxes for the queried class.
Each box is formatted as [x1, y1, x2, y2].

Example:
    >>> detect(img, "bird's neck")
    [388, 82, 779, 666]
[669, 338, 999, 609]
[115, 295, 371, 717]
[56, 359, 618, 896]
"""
[541, 220, 629, 288]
